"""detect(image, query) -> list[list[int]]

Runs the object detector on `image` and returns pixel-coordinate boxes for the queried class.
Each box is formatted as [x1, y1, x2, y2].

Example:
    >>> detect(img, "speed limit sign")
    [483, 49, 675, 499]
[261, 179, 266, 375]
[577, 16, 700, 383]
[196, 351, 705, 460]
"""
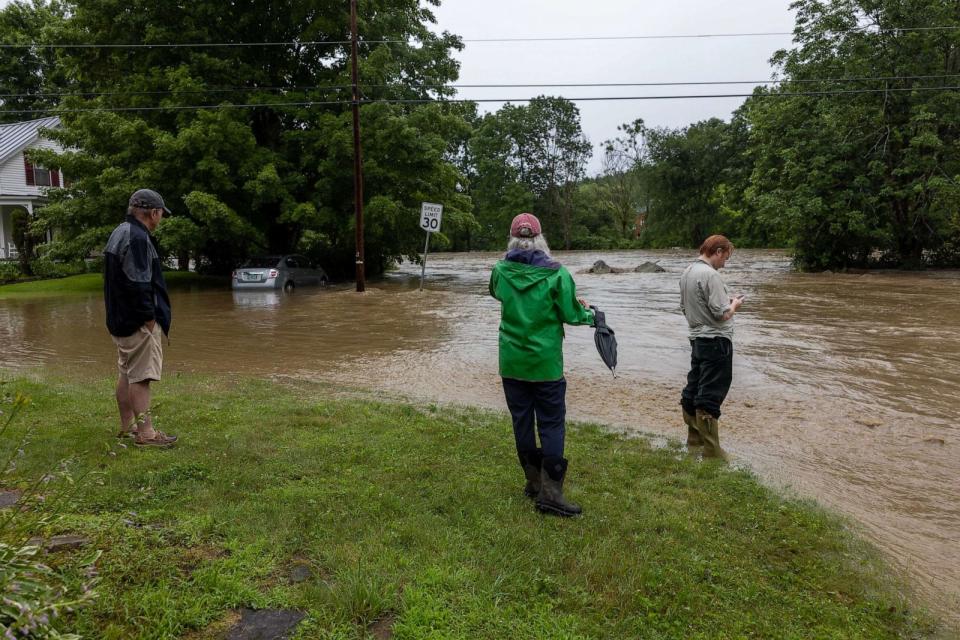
[420, 202, 443, 233]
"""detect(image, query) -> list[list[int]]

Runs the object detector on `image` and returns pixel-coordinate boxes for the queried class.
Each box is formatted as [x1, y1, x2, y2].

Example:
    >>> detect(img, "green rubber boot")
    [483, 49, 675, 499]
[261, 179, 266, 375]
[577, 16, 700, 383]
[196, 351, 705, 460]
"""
[683, 409, 704, 447]
[696, 409, 727, 460]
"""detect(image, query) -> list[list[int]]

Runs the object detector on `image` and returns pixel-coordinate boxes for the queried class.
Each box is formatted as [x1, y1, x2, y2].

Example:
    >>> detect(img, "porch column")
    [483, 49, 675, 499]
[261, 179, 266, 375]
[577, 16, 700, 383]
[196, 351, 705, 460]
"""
[24, 203, 34, 259]
[0, 206, 6, 259]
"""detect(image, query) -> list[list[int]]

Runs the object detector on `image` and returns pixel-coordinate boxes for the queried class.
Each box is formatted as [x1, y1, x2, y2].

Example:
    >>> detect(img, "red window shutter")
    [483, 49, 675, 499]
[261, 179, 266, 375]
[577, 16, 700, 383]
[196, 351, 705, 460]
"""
[24, 158, 35, 186]
[51, 169, 61, 187]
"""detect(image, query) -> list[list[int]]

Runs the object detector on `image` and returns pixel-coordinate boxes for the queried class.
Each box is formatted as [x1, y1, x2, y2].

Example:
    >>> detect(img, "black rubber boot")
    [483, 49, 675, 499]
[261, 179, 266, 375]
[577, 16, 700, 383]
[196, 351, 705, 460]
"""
[536, 456, 582, 517]
[517, 449, 543, 499]
[682, 409, 704, 447]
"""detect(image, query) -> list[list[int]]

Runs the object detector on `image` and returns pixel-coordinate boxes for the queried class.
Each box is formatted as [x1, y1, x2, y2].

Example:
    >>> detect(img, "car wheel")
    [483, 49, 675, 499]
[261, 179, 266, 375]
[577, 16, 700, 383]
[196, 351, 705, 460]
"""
[283, 280, 295, 293]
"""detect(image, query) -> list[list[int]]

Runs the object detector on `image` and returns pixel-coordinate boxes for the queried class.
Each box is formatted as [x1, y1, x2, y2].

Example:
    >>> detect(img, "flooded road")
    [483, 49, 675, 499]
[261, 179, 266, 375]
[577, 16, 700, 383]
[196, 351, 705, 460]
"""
[2, 249, 959, 621]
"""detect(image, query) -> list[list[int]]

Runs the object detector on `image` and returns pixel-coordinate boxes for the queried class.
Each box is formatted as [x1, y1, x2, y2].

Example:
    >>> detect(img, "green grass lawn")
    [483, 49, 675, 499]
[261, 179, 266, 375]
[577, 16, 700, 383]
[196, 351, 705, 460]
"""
[0, 374, 937, 639]
[0, 271, 223, 299]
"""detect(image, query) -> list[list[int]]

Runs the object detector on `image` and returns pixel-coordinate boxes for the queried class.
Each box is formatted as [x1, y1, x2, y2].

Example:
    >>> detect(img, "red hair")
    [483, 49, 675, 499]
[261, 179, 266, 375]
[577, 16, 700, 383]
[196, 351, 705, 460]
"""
[699, 235, 734, 256]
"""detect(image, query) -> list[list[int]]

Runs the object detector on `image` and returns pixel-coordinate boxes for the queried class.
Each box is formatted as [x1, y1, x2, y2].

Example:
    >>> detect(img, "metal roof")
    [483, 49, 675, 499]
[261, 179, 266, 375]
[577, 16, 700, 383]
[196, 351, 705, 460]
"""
[0, 117, 61, 163]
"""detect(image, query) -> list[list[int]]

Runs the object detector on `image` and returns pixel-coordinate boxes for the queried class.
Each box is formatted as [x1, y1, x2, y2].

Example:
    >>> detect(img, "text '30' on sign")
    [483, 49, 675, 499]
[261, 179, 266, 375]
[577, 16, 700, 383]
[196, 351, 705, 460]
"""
[420, 202, 443, 233]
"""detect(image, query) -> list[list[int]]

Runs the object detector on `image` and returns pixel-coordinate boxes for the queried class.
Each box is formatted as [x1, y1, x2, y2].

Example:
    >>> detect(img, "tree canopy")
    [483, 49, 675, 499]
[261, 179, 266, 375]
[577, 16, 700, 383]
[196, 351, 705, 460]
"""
[746, 0, 960, 269]
[0, 0, 70, 123]
[18, 0, 472, 276]
[2, 0, 958, 273]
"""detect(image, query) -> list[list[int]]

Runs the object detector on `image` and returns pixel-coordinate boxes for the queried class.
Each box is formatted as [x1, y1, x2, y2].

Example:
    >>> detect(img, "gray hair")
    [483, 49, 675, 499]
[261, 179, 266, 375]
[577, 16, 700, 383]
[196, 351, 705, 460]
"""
[127, 205, 153, 217]
[507, 234, 551, 254]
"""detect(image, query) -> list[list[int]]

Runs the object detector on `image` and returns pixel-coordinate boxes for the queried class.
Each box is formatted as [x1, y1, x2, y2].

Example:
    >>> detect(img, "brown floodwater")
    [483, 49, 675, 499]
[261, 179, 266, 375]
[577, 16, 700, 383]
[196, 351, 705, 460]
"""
[1, 249, 958, 622]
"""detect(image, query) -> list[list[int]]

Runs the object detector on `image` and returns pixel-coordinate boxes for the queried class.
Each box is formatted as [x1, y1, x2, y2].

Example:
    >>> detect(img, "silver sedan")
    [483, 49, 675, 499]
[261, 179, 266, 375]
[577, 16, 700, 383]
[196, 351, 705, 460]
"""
[231, 255, 329, 291]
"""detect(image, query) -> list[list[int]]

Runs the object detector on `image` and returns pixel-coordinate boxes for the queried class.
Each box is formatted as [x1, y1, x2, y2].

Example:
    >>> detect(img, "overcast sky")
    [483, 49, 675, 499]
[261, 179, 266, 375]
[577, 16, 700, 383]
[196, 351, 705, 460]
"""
[432, 0, 799, 172]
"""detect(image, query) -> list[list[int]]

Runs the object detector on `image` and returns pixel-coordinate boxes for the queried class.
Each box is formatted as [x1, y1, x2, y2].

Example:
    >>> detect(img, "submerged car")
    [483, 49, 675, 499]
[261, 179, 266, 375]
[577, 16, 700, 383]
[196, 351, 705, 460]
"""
[231, 255, 328, 291]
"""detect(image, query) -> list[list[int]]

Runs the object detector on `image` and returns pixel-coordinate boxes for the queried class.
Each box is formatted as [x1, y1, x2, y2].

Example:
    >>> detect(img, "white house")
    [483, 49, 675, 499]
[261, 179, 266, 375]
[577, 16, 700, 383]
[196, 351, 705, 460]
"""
[0, 116, 63, 260]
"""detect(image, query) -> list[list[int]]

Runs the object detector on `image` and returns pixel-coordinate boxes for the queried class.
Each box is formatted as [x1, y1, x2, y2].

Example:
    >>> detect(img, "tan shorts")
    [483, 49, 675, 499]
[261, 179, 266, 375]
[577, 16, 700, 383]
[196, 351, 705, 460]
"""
[112, 323, 163, 383]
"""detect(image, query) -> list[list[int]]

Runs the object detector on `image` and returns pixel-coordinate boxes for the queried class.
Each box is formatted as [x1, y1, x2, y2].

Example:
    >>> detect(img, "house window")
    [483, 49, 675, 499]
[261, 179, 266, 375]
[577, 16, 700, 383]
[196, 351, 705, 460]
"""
[23, 159, 58, 187]
[33, 166, 51, 186]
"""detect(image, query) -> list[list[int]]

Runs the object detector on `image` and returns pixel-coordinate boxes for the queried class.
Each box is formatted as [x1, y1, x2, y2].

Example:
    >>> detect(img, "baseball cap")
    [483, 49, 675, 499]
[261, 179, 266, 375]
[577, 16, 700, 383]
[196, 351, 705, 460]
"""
[510, 212, 541, 238]
[129, 188, 171, 214]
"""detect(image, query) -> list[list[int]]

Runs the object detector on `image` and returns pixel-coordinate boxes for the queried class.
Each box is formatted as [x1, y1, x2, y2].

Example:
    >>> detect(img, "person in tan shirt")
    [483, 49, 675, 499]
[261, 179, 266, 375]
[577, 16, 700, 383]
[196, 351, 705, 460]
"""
[678, 235, 744, 458]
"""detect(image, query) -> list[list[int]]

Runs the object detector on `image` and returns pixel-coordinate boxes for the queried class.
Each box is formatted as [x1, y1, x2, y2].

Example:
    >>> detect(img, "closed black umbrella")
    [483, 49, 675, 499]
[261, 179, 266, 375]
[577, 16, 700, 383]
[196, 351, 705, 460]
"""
[590, 306, 618, 378]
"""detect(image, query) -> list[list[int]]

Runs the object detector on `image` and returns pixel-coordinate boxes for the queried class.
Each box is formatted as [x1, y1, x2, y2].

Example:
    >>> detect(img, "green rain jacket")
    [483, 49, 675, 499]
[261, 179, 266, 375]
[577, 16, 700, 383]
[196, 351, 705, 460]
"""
[489, 251, 595, 382]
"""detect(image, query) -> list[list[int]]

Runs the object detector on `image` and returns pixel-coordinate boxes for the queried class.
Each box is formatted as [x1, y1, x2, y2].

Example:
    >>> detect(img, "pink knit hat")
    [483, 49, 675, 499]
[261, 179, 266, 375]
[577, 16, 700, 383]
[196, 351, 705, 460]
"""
[510, 212, 542, 238]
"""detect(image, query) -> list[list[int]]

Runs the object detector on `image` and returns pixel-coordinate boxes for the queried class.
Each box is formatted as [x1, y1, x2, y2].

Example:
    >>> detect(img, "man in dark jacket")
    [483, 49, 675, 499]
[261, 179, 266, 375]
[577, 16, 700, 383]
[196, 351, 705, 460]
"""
[104, 189, 177, 447]
[489, 213, 594, 517]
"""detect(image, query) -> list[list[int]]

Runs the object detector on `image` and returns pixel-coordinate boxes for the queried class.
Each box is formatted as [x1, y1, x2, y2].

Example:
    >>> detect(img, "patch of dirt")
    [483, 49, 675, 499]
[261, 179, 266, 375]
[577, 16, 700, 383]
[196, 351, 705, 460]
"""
[178, 544, 230, 575]
[0, 489, 22, 509]
[226, 609, 305, 640]
[261, 555, 333, 590]
[287, 561, 313, 583]
[181, 610, 242, 640]
[26, 534, 89, 553]
[368, 613, 397, 640]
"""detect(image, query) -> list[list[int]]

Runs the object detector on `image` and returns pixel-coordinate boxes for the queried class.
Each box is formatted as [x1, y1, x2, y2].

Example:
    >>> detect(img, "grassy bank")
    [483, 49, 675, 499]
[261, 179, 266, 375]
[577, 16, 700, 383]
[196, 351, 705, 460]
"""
[0, 271, 223, 299]
[0, 374, 935, 639]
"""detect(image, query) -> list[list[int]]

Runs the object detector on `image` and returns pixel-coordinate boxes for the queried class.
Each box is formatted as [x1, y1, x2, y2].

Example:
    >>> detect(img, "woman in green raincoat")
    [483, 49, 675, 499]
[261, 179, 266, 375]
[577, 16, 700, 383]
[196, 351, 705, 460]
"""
[489, 213, 594, 517]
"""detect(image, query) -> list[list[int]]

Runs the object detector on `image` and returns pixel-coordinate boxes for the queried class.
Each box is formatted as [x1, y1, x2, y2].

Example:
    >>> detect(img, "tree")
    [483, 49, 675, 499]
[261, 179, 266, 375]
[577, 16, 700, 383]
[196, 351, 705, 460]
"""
[599, 119, 649, 239]
[30, 0, 474, 276]
[643, 118, 745, 247]
[0, 0, 70, 123]
[466, 96, 590, 249]
[523, 97, 592, 249]
[746, 0, 960, 270]
[467, 104, 538, 248]
[302, 101, 474, 276]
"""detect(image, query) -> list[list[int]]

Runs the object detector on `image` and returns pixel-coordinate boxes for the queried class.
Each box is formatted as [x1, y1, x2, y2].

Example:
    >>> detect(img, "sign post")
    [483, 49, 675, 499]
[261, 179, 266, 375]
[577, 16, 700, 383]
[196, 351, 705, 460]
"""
[419, 202, 443, 291]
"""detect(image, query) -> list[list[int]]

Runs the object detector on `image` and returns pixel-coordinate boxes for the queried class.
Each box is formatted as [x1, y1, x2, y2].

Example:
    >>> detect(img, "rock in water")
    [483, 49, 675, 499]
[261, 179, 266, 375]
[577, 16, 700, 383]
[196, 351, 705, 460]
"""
[634, 261, 666, 273]
[580, 259, 664, 274]
[589, 260, 611, 274]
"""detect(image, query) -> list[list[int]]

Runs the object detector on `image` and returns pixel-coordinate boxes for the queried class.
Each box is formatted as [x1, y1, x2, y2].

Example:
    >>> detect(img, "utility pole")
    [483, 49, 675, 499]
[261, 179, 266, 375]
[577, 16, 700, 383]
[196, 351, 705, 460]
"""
[350, 0, 366, 292]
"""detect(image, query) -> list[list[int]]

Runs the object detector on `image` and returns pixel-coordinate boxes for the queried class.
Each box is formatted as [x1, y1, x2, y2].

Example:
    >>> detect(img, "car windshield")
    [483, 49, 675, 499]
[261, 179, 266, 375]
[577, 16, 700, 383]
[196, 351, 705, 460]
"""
[242, 256, 281, 268]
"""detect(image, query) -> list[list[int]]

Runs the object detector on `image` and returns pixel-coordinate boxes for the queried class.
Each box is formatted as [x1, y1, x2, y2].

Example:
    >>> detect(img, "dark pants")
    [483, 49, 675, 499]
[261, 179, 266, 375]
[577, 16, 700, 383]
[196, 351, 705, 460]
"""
[680, 337, 733, 419]
[502, 377, 567, 459]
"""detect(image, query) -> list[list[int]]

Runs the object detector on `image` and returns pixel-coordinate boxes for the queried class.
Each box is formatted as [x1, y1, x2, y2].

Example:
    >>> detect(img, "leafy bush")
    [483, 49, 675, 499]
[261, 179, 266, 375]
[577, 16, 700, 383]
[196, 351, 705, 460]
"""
[1, 391, 99, 638]
[927, 210, 960, 267]
[0, 261, 22, 283]
[11, 209, 37, 277]
[82, 258, 104, 274]
[0, 543, 95, 639]
[28, 258, 85, 280]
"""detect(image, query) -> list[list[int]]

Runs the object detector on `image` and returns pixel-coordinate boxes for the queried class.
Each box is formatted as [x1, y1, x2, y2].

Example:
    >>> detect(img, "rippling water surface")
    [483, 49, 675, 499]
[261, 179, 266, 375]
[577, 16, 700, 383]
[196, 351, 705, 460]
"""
[2, 249, 958, 621]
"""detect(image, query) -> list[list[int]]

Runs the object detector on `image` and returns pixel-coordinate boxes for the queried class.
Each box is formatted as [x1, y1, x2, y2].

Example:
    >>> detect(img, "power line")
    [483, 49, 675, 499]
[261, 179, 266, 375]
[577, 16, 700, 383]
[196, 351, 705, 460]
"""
[0, 40, 356, 49]
[2, 85, 958, 115]
[2, 25, 960, 48]
[0, 86, 356, 98]
[4, 74, 959, 99]
[379, 86, 960, 103]
[406, 74, 960, 88]
[0, 101, 345, 114]
[455, 26, 960, 42]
